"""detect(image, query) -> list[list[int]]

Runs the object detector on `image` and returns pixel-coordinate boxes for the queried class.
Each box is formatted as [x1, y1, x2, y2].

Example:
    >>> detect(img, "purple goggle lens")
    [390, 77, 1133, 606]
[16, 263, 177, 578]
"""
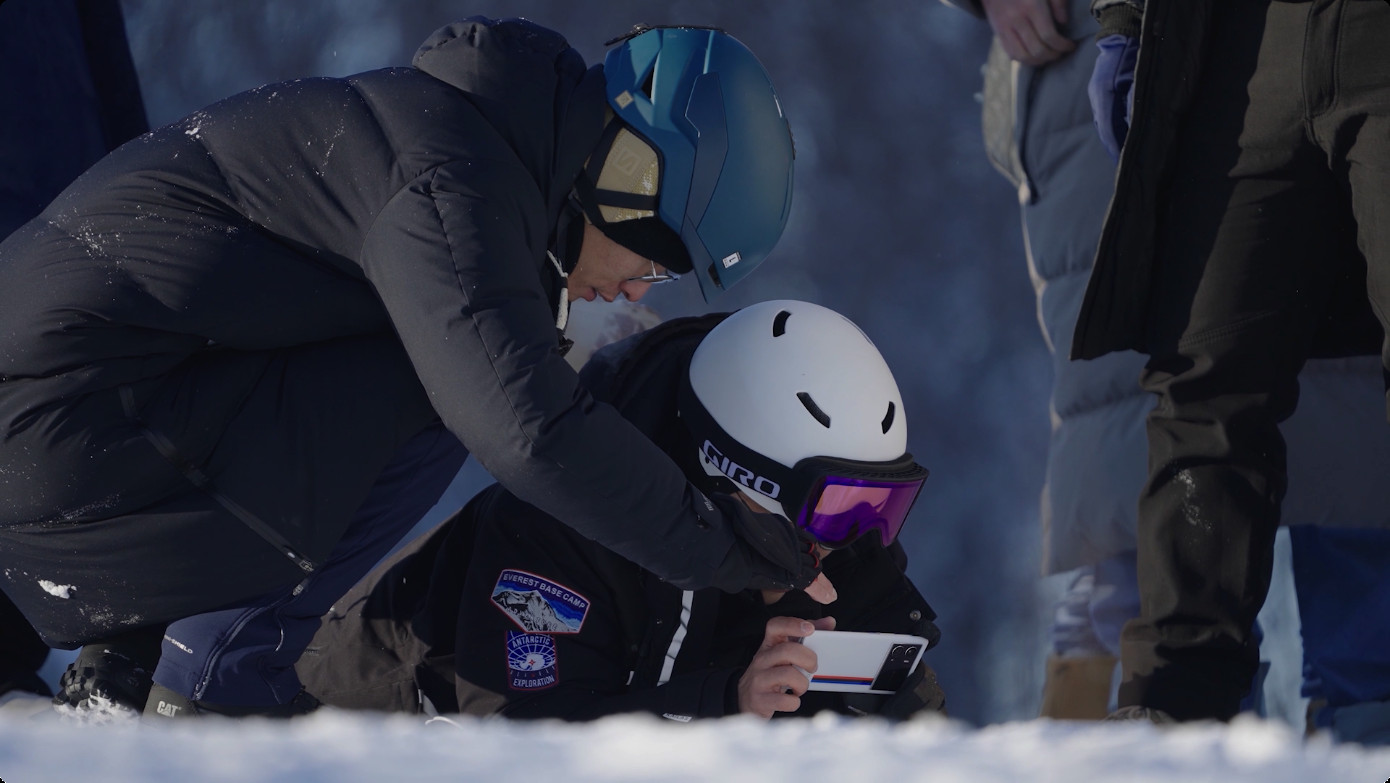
[795, 475, 926, 548]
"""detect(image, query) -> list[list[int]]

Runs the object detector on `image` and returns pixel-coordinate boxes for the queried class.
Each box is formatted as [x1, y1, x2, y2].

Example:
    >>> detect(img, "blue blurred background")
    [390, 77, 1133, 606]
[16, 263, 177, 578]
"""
[116, 0, 1052, 725]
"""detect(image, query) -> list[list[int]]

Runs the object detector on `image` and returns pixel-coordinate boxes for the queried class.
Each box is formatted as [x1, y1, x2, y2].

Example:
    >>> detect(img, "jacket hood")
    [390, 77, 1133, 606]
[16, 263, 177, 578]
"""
[412, 17, 608, 217]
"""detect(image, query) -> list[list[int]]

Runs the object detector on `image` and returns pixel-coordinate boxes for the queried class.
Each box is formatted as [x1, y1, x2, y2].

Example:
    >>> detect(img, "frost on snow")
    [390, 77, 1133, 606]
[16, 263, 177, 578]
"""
[2, 712, 1387, 783]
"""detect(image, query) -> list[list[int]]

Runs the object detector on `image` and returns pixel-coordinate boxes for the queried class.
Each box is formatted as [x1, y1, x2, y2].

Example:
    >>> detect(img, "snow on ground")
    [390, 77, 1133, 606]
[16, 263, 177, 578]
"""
[1, 708, 1386, 783]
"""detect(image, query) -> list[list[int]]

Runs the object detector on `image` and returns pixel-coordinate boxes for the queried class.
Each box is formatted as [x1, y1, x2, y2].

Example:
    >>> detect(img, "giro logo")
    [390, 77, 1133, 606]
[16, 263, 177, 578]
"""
[703, 440, 781, 499]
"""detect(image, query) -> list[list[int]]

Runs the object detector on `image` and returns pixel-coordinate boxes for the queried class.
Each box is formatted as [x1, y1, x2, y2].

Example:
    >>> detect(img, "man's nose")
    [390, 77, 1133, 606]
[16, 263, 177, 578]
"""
[618, 279, 653, 302]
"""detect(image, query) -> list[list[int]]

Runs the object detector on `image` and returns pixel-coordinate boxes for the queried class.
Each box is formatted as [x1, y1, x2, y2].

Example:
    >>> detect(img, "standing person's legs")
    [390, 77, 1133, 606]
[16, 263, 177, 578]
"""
[1121, 0, 1346, 720]
[148, 423, 468, 712]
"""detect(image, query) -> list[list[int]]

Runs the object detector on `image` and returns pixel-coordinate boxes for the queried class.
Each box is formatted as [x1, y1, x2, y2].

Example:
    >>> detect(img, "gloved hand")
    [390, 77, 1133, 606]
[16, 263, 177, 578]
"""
[837, 660, 947, 719]
[702, 491, 824, 596]
[877, 661, 947, 719]
[1088, 34, 1139, 161]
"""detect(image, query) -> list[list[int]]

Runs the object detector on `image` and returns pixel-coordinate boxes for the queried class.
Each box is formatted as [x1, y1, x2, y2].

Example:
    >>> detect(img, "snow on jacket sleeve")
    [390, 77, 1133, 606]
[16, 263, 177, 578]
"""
[359, 157, 737, 590]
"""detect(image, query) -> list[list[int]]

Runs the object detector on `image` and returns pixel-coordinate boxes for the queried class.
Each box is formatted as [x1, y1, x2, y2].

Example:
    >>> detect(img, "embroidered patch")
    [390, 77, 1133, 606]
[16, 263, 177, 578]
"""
[506, 631, 558, 690]
[490, 569, 590, 633]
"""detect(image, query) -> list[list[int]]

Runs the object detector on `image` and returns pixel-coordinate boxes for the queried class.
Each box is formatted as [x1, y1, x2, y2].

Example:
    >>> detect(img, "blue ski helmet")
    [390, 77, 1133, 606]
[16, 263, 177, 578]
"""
[598, 26, 795, 302]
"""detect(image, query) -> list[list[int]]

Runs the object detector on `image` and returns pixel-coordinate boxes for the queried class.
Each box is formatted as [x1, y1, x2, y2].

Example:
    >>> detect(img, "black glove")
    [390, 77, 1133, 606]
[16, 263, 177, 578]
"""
[835, 661, 946, 719]
[700, 491, 821, 594]
[877, 661, 947, 719]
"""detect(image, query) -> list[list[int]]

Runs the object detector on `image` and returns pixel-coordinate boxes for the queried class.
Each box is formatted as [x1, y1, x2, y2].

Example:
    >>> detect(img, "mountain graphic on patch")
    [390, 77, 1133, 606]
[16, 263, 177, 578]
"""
[489, 570, 589, 633]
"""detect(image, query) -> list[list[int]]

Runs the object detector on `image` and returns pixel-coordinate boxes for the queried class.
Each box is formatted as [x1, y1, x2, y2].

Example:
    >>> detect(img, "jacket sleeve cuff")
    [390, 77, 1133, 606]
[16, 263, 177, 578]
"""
[723, 668, 745, 715]
[1093, 0, 1143, 38]
[663, 667, 745, 719]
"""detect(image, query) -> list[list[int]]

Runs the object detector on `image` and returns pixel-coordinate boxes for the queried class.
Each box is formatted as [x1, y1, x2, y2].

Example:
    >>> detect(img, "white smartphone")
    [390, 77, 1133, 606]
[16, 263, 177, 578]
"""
[797, 630, 929, 694]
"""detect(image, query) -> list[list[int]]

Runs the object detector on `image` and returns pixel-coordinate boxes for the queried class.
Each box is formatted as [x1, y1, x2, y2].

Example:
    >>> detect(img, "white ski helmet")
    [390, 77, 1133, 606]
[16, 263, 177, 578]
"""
[680, 300, 927, 547]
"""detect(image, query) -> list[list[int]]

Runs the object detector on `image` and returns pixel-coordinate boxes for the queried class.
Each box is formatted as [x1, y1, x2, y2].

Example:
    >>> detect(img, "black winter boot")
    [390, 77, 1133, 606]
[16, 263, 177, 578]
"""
[52, 627, 165, 717]
[144, 682, 320, 720]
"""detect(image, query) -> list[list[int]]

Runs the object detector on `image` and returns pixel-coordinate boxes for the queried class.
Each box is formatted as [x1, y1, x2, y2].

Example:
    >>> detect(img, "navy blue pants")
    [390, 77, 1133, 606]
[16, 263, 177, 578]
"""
[1292, 526, 1390, 713]
[152, 424, 468, 706]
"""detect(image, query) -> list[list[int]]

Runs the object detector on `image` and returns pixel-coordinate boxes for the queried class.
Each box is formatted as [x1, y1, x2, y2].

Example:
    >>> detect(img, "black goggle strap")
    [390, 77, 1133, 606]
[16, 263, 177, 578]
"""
[791, 453, 931, 488]
[574, 170, 661, 220]
[597, 216, 693, 274]
[677, 370, 807, 511]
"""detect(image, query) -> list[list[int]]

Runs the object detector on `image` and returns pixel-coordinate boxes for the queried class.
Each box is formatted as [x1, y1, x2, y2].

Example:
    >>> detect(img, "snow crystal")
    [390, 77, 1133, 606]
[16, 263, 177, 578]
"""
[52, 693, 142, 726]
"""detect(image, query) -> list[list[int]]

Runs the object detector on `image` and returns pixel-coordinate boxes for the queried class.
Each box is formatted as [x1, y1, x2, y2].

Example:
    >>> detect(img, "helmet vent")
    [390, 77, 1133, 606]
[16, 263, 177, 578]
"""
[881, 401, 896, 434]
[797, 392, 831, 428]
[639, 68, 656, 102]
[772, 310, 791, 337]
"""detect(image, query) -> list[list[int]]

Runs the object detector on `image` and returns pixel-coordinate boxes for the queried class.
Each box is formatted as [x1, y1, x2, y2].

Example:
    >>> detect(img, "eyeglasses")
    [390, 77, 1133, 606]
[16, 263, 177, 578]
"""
[625, 259, 681, 285]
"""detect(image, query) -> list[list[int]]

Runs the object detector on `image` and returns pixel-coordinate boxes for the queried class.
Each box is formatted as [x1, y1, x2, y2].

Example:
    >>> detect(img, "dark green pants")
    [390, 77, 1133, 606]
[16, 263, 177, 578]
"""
[1126, 0, 1390, 720]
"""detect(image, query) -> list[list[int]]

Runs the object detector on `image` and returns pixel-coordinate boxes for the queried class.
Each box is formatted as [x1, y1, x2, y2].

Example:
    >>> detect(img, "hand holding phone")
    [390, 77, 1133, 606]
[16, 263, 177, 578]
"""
[738, 616, 830, 718]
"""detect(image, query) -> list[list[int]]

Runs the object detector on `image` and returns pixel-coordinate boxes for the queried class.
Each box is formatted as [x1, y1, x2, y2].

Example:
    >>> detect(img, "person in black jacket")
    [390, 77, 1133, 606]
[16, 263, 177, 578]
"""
[0, 0, 149, 713]
[297, 301, 945, 721]
[1075, 0, 1390, 726]
[0, 18, 811, 719]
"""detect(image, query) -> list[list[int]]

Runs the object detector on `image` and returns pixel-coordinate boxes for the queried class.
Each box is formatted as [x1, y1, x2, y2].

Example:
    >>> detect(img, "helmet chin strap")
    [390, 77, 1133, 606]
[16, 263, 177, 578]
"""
[548, 199, 587, 334]
[546, 251, 570, 333]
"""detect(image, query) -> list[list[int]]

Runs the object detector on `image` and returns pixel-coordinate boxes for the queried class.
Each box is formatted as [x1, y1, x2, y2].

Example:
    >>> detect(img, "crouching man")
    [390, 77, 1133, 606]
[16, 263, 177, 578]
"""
[298, 301, 945, 720]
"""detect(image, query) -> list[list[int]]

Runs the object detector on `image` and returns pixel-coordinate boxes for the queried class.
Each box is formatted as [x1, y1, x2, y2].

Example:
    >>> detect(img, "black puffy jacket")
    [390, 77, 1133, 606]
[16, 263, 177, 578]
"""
[0, 19, 737, 646]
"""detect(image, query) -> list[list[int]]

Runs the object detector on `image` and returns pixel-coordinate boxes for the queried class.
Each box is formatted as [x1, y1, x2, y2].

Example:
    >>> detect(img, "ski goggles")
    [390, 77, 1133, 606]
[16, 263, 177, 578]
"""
[573, 120, 694, 274]
[787, 455, 929, 549]
[679, 371, 928, 548]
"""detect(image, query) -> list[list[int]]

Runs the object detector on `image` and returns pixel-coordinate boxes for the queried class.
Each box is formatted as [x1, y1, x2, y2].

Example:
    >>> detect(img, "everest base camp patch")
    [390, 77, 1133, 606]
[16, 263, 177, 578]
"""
[490, 568, 590, 633]
[505, 631, 558, 690]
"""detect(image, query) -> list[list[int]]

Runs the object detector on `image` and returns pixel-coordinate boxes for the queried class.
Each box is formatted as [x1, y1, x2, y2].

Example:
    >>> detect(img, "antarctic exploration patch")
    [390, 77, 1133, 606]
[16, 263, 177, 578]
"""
[505, 631, 558, 690]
